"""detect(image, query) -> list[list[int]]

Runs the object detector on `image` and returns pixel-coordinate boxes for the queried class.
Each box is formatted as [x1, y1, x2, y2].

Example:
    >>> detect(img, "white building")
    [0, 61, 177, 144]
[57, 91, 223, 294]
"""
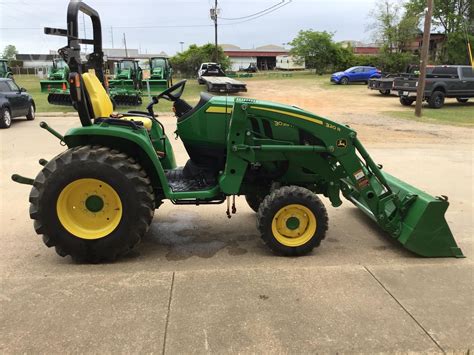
[275, 55, 305, 70]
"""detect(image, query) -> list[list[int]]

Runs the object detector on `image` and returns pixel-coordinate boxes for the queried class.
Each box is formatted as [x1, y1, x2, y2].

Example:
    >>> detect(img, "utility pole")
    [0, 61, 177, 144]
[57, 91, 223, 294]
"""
[123, 33, 128, 58]
[415, 0, 434, 117]
[179, 41, 184, 52]
[210, 0, 218, 63]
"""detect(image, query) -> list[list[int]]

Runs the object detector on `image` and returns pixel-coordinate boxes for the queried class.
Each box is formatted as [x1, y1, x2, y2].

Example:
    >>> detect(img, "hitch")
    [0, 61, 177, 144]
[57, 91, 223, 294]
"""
[40, 121, 64, 142]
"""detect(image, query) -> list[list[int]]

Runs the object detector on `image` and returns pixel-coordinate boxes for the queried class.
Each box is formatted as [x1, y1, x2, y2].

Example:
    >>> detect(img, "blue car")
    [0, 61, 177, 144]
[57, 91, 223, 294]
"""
[331, 66, 381, 85]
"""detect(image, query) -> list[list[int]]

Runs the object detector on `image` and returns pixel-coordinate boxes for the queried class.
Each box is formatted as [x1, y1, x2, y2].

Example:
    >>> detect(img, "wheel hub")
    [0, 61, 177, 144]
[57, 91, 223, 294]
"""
[272, 204, 317, 247]
[56, 178, 122, 240]
[85, 195, 104, 213]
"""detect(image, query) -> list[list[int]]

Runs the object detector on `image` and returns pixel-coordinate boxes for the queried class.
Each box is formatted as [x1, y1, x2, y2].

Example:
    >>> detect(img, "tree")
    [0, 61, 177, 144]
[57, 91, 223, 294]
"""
[406, 0, 472, 63]
[170, 44, 230, 77]
[289, 30, 346, 74]
[2, 45, 18, 61]
[406, 0, 471, 35]
[368, 0, 420, 53]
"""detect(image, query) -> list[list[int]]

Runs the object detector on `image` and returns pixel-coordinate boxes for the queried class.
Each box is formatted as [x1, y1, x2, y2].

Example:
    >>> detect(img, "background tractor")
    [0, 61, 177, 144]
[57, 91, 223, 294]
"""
[108, 59, 143, 106]
[142, 56, 173, 95]
[12, 1, 464, 263]
[0, 59, 13, 79]
[39, 58, 71, 106]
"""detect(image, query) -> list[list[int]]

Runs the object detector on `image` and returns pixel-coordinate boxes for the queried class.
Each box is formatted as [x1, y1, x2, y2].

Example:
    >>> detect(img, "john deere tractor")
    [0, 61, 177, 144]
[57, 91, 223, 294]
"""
[0, 59, 13, 79]
[108, 59, 143, 106]
[142, 56, 173, 95]
[12, 1, 464, 262]
[40, 58, 71, 106]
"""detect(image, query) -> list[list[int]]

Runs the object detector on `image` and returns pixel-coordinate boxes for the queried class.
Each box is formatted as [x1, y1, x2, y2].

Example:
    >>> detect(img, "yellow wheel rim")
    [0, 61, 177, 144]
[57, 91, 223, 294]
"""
[56, 178, 122, 240]
[271, 204, 317, 247]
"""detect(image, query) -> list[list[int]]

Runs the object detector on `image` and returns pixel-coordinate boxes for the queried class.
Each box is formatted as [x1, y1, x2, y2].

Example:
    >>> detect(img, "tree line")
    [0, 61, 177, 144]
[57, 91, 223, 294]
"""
[290, 0, 473, 73]
[3, 0, 472, 76]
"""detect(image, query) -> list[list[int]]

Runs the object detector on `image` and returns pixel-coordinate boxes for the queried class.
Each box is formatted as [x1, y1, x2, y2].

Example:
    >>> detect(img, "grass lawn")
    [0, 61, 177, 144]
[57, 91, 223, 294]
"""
[384, 103, 474, 126]
[14, 74, 205, 114]
[15, 71, 331, 114]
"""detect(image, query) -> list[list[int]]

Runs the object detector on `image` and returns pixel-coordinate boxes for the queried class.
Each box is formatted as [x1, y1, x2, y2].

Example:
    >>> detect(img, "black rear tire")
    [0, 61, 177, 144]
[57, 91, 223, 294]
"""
[399, 96, 415, 106]
[379, 89, 391, 96]
[29, 145, 155, 263]
[257, 186, 328, 256]
[456, 98, 469, 103]
[428, 91, 445, 109]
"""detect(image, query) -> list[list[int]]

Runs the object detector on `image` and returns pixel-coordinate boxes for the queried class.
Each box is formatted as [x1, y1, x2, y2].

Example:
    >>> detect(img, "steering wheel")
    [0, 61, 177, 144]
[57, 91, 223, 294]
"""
[156, 79, 187, 102]
[146, 79, 187, 117]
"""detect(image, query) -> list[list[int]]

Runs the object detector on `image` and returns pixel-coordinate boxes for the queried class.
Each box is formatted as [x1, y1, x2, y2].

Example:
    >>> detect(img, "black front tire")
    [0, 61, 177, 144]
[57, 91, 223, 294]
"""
[340, 77, 349, 85]
[399, 96, 415, 106]
[257, 186, 328, 256]
[379, 89, 391, 96]
[428, 91, 445, 109]
[456, 98, 469, 103]
[0, 107, 12, 128]
[245, 187, 271, 213]
[29, 145, 155, 263]
[26, 103, 35, 120]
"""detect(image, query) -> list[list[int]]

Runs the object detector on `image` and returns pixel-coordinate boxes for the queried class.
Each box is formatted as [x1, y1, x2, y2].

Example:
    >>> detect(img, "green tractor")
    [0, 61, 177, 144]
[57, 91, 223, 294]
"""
[108, 59, 143, 106]
[0, 59, 13, 79]
[12, 1, 464, 262]
[142, 56, 173, 95]
[39, 58, 71, 106]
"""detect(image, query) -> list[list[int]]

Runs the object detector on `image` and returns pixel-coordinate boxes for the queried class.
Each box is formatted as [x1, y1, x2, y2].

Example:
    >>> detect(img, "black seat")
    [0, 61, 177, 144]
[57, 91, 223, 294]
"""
[177, 92, 213, 122]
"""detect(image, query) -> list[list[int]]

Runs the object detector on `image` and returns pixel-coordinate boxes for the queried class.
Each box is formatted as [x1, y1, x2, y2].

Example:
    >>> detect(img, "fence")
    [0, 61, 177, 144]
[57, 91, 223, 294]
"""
[11, 66, 49, 77]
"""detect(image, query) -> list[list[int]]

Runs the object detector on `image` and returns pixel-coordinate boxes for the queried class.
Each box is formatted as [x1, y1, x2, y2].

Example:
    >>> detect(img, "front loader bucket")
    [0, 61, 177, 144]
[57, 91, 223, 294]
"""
[109, 79, 136, 91]
[142, 79, 168, 94]
[382, 172, 464, 258]
[40, 80, 68, 93]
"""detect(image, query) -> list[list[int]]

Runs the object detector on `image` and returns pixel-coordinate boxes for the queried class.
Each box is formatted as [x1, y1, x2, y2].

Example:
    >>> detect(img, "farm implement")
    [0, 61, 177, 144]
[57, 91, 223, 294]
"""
[40, 58, 71, 106]
[108, 59, 143, 106]
[0, 59, 13, 79]
[12, 1, 464, 262]
[142, 56, 173, 95]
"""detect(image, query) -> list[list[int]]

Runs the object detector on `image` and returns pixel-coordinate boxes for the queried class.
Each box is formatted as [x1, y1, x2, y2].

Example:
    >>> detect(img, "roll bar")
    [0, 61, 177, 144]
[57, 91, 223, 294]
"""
[44, 1, 104, 84]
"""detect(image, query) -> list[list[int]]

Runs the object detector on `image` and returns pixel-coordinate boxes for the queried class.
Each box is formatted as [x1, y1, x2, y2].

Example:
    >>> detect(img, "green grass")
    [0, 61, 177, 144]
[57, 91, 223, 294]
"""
[14, 71, 334, 114]
[14, 74, 205, 113]
[385, 104, 474, 126]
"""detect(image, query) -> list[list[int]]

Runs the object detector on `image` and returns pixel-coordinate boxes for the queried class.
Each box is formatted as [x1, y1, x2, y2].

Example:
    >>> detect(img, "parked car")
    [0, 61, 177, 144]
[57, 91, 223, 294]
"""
[0, 78, 35, 128]
[331, 66, 381, 85]
[392, 65, 474, 108]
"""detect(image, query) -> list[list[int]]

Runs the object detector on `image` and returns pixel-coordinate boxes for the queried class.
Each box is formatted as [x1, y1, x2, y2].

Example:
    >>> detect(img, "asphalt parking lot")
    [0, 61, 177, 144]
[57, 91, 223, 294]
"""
[1, 110, 472, 353]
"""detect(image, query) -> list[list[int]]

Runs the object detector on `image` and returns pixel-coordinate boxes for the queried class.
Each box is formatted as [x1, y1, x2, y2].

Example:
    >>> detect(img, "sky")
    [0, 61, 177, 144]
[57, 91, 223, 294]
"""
[0, 0, 380, 56]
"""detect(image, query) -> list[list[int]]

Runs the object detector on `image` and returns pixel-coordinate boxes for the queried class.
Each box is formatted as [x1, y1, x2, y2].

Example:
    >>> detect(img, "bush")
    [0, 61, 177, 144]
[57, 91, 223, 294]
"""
[170, 44, 231, 77]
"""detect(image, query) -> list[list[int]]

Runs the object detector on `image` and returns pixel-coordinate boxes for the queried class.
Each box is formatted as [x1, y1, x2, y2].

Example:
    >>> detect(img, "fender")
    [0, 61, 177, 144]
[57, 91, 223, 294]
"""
[63, 124, 174, 199]
[427, 82, 447, 96]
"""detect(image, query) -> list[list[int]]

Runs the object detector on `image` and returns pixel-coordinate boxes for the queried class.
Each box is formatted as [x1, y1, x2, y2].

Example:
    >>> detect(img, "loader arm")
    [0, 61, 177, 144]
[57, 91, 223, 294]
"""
[220, 98, 463, 258]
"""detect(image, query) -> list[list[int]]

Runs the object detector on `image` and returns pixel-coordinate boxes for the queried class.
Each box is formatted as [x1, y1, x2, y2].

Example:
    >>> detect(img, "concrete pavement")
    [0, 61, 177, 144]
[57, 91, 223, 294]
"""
[1, 115, 473, 353]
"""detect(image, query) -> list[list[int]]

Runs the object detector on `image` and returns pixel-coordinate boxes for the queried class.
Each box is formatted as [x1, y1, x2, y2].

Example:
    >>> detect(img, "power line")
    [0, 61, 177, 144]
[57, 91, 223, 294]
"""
[219, 1, 293, 25]
[0, 1, 293, 31]
[218, 0, 286, 20]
